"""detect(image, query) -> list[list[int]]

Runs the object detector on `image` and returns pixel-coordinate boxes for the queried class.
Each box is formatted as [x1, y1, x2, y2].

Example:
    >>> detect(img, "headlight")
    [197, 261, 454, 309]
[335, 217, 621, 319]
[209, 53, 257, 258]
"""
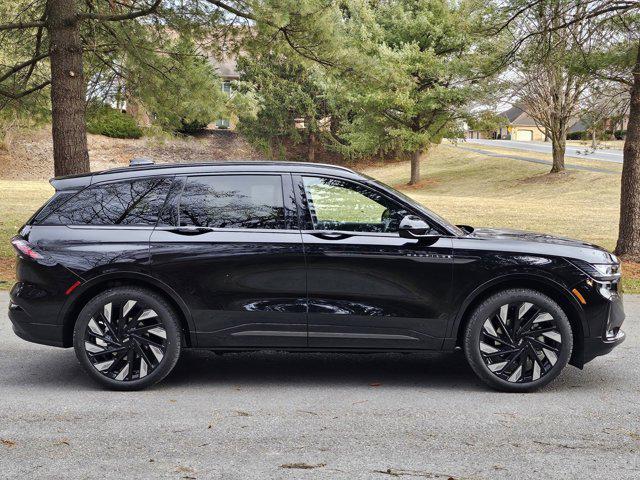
[570, 259, 621, 281]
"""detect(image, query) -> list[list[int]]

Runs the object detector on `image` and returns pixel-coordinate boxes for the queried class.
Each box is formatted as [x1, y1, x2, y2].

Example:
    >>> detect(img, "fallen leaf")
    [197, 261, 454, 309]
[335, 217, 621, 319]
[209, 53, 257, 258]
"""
[280, 463, 327, 470]
[374, 468, 455, 478]
[175, 466, 196, 474]
[1, 439, 16, 448]
[235, 411, 251, 417]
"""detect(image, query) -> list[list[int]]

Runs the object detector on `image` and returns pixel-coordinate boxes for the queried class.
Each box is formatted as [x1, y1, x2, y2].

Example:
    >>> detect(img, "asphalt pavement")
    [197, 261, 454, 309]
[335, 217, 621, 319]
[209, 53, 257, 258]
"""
[0, 292, 638, 479]
[465, 139, 623, 164]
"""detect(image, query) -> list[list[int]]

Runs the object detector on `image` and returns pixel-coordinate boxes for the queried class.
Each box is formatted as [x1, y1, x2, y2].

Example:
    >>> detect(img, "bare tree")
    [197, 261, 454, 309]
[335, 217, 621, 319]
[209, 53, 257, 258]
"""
[579, 82, 629, 148]
[509, 2, 597, 173]
[497, 0, 640, 258]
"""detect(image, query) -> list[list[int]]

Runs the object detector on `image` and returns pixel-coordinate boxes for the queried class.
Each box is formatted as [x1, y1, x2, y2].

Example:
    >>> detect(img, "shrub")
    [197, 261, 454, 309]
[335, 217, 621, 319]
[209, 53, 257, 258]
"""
[567, 130, 587, 140]
[177, 119, 209, 135]
[87, 106, 143, 139]
[606, 129, 626, 140]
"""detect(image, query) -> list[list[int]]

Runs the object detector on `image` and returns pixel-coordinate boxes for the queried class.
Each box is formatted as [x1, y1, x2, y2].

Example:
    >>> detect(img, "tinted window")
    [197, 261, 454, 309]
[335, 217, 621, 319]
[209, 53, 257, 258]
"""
[302, 176, 408, 233]
[43, 177, 172, 226]
[179, 175, 285, 229]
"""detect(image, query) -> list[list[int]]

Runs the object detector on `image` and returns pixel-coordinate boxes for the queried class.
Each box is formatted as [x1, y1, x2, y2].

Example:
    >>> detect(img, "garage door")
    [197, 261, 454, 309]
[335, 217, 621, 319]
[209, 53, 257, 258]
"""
[516, 130, 533, 141]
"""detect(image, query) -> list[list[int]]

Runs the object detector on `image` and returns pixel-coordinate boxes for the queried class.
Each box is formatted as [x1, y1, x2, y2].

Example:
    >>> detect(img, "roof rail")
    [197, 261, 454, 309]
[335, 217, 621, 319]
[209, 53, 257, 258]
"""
[129, 157, 154, 167]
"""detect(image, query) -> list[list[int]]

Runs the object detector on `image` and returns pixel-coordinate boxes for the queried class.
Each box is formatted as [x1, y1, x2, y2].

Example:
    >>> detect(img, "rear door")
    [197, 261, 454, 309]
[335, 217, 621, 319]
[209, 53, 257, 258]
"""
[295, 174, 453, 350]
[149, 173, 307, 348]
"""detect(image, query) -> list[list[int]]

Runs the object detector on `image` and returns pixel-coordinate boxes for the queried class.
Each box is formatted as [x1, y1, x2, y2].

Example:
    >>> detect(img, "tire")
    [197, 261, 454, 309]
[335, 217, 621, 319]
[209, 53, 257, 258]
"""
[463, 288, 573, 392]
[73, 286, 182, 390]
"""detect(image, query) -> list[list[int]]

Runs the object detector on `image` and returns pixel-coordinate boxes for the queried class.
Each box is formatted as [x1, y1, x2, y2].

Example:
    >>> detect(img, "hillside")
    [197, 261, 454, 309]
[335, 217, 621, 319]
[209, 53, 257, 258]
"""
[0, 127, 264, 180]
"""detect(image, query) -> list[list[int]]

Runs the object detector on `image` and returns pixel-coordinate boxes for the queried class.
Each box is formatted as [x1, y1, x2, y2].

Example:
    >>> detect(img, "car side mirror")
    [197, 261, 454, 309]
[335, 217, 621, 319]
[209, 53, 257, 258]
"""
[398, 215, 438, 239]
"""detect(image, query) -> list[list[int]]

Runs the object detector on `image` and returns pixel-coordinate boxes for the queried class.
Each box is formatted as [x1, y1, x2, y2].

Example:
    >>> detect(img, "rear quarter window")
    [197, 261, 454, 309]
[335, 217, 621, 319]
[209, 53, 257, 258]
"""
[40, 177, 173, 226]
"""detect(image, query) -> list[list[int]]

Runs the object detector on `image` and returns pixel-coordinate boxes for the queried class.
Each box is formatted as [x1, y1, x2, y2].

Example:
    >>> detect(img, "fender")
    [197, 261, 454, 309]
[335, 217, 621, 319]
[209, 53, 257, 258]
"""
[56, 270, 197, 347]
[445, 272, 588, 342]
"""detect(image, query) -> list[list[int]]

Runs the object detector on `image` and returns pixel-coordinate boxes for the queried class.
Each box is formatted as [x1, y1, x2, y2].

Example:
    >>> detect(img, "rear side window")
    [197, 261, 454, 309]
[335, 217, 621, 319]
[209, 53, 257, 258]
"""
[41, 177, 172, 226]
[179, 175, 285, 229]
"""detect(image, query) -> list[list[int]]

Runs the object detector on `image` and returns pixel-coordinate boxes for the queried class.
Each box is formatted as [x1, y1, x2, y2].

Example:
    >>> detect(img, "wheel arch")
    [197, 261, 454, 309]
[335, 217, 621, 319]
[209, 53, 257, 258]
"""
[451, 274, 587, 368]
[58, 272, 196, 348]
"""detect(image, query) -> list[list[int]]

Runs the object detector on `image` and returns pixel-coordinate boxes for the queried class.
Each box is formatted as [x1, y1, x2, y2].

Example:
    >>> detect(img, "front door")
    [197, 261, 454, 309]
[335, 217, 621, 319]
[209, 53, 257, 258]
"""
[295, 175, 453, 350]
[150, 173, 307, 348]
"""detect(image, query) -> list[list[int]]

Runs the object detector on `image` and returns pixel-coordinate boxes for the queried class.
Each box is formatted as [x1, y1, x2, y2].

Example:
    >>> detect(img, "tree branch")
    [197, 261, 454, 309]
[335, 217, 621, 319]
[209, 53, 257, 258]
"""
[204, 0, 260, 23]
[0, 20, 46, 31]
[0, 80, 51, 99]
[78, 0, 162, 21]
[0, 52, 49, 83]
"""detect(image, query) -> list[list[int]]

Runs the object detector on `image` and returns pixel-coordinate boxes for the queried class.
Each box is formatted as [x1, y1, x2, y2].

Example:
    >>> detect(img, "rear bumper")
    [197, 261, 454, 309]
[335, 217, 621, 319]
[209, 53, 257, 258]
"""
[8, 300, 65, 347]
[8, 281, 67, 348]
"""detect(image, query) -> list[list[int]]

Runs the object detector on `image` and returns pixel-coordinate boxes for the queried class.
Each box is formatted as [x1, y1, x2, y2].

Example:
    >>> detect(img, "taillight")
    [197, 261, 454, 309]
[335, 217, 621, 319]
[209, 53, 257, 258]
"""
[11, 237, 43, 260]
[10, 236, 56, 266]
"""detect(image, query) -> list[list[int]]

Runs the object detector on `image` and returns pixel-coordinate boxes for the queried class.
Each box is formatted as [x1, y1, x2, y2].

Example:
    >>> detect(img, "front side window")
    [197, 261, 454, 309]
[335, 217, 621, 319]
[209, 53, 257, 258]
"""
[302, 176, 408, 233]
[42, 177, 172, 226]
[179, 175, 286, 229]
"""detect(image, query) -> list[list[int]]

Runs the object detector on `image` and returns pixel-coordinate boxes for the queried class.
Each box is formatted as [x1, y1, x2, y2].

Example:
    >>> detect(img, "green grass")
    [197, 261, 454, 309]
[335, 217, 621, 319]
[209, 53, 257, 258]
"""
[0, 145, 636, 291]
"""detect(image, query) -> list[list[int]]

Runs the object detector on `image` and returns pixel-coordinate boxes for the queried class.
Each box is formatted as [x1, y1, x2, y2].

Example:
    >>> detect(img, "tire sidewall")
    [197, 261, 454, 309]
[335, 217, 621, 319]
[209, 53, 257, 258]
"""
[73, 287, 181, 390]
[464, 289, 573, 392]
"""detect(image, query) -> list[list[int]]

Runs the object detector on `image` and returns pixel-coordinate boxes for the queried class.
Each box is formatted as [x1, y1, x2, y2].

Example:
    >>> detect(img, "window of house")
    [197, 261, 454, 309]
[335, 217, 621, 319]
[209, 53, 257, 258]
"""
[179, 175, 286, 229]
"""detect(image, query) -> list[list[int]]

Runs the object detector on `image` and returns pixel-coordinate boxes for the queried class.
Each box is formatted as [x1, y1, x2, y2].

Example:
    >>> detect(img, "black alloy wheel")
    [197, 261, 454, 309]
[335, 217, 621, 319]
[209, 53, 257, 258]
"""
[464, 289, 573, 392]
[74, 287, 181, 390]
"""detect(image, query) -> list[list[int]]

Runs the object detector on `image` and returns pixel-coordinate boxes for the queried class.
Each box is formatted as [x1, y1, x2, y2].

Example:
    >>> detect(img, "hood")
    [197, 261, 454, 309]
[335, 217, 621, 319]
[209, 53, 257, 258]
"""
[460, 227, 617, 264]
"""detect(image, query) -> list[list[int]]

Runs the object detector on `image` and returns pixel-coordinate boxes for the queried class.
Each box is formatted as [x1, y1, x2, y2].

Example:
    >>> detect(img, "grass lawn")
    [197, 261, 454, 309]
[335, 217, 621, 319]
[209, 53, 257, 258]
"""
[0, 144, 636, 291]
[566, 139, 625, 150]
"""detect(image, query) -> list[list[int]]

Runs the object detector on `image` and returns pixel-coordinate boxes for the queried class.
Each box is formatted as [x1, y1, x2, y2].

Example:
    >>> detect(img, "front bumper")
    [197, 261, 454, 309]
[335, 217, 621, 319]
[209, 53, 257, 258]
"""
[580, 280, 625, 365]
[583, 329, 625, 364]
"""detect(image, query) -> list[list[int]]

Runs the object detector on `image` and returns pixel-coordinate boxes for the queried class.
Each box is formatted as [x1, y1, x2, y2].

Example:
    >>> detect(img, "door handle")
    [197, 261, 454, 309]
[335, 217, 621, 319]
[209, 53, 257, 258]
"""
[310, 231, 351, 240]
[168, 226, 213, 235]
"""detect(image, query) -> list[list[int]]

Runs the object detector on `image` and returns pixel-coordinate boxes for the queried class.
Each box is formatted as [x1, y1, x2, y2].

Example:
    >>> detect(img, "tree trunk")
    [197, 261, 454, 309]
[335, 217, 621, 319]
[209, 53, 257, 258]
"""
[615, 42, 640, 259]
[591, 128, 597, 149]
[409, 150, 422, 185]
[47, 0, 90, 177]
[308, 131, 316, 162]
[550, 125, 566, 173]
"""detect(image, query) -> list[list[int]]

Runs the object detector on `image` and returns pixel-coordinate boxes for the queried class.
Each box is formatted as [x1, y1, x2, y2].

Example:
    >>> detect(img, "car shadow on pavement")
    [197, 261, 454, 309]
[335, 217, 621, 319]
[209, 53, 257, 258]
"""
[0, 347, 626, 393]
[165, 349, 485, 391]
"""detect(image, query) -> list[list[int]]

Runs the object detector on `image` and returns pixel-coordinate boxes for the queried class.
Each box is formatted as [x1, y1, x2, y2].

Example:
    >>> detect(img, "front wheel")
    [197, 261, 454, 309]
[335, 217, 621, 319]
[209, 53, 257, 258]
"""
[73, 287, 182, 390]
[463, 288, 573, 392]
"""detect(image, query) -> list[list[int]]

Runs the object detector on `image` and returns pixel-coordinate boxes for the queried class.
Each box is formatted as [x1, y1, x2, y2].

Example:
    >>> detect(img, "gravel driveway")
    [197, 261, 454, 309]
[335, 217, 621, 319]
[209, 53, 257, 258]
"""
[0, 292, 638, 479]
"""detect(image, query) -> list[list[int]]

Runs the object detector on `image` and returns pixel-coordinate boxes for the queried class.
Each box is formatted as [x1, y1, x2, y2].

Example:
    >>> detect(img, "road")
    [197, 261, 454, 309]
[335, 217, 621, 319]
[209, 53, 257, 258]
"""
[1, 292, 638, 479]
[465, 139, 623, 164]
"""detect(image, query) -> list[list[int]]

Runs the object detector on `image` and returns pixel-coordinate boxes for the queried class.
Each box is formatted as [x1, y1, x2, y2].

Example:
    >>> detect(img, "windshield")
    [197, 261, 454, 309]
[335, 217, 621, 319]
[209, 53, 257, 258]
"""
[366, 178, 466, 236]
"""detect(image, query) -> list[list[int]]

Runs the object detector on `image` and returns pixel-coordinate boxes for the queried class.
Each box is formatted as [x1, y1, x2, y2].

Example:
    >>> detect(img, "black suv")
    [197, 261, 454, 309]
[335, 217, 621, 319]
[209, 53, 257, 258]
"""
[9, 160, 625, 391]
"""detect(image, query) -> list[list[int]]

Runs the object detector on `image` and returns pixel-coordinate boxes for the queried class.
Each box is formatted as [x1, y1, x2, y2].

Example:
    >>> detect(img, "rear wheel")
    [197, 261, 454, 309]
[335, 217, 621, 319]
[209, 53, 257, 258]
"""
[73, 287, 181, 390]
[463, 288, 573, 392]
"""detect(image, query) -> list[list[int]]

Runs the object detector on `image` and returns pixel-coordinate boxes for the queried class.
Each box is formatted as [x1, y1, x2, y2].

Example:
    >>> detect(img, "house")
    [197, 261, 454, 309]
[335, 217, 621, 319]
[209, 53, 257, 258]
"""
[208, 51, 239, 129]
[464, 106, 546, 141]
[495, 106, 546, 141]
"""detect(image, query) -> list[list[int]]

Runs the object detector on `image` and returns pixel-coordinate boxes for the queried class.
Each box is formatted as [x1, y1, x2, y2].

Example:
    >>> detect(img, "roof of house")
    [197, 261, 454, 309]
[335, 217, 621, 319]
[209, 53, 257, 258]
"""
[500, 106, 540, 127]
[501, 106, 525, 123]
